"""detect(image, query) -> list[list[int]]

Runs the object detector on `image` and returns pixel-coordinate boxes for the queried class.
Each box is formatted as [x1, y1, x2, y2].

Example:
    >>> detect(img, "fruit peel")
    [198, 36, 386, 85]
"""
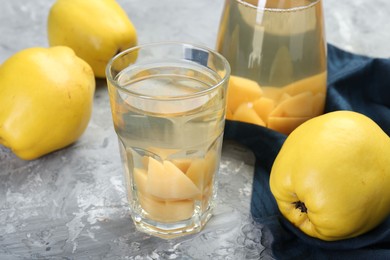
[270, 111, 390, 241]
[47, 0, 138, 78]
[0, 46, 95, 160]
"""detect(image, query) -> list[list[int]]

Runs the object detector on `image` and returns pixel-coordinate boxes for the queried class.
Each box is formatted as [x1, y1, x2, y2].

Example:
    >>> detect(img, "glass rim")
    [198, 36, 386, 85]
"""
[236, 0, 321, 12]
[105, 41, 231, 101]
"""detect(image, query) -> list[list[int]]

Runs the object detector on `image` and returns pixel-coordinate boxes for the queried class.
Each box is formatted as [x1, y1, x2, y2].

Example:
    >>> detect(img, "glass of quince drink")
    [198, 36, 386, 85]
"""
[106, 42, 230, 238]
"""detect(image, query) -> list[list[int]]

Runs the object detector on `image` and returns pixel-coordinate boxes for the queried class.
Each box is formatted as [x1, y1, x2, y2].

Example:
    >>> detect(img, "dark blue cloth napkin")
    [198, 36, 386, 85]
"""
[223, 44, 390, 260]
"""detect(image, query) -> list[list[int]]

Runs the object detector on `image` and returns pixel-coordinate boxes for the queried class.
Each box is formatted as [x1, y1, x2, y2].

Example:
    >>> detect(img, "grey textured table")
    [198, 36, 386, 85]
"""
[1, 0, 389, 259]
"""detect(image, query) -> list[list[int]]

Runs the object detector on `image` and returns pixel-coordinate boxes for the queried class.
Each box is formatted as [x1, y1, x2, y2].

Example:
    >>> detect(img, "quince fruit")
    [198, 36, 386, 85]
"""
[270, 111, 390, 241]
[0, 46, 95, 160]
[47, 0, 137, 78]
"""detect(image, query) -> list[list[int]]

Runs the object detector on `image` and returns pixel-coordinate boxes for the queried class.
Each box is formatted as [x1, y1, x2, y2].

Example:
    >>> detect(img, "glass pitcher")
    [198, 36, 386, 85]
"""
[216, 0, 327, 134]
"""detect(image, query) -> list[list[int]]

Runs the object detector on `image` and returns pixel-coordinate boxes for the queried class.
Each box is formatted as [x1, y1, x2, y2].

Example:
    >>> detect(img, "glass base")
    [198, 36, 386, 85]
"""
[131, 207, 214, 239]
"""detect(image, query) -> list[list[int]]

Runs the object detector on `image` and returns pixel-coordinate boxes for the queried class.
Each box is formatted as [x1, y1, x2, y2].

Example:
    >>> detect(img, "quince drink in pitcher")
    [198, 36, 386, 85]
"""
[216, 0, 327, 134]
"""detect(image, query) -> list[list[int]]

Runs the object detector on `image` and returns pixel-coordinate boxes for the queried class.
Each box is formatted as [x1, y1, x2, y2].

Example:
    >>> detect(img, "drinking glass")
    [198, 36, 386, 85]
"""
[216, 0, 327, 134]
[106, 42, 230, 238]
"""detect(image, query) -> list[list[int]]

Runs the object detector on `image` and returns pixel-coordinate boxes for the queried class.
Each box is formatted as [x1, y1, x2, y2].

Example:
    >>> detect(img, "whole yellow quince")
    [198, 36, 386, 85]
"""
[0, 46, 95, 160]
[47, 0, 137, 78]
[270, 111, 390, 241]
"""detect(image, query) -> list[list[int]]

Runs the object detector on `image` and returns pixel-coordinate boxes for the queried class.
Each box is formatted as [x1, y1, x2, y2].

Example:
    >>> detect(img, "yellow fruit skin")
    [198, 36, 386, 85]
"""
[0, 46, 95, 160]
[47, 0, 137, 78]
[270, 111, 390, 241]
